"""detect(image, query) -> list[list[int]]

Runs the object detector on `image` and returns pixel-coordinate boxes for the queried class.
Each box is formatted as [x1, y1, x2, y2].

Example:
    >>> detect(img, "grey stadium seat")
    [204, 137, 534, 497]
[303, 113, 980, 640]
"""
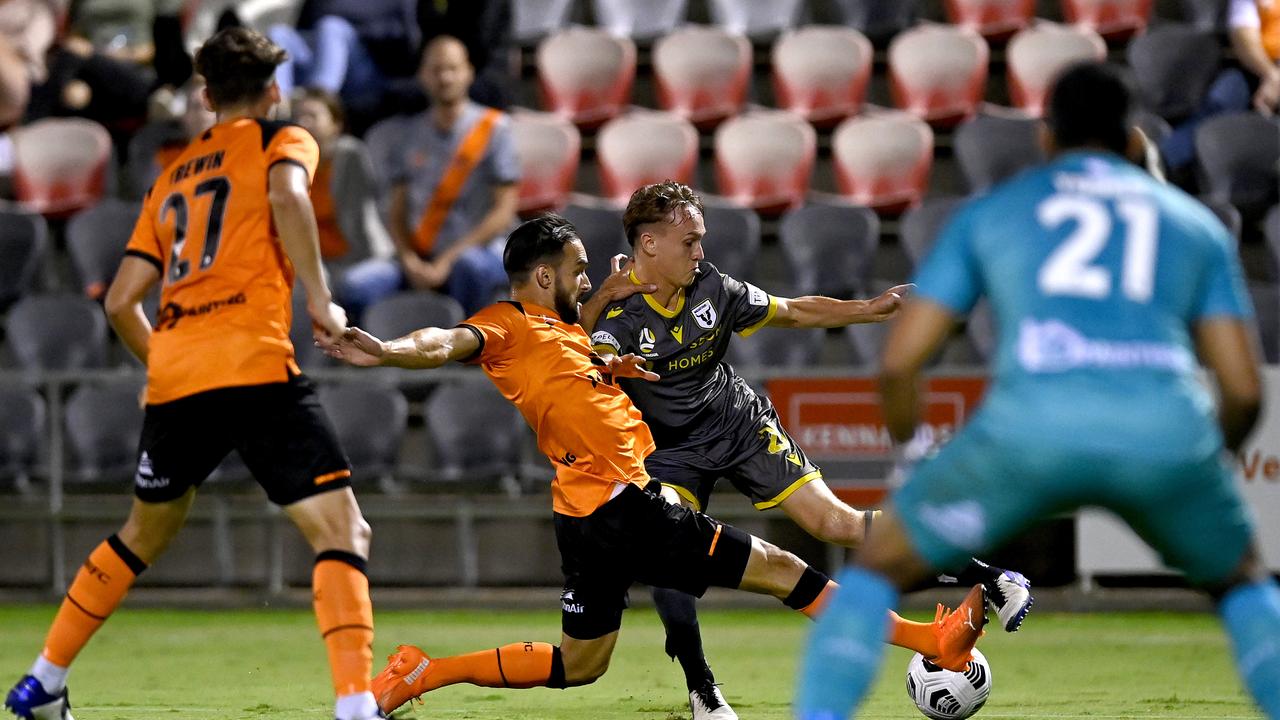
[0, 205, 49, 311]
[778, 203, 880, 298]
[1197, 196, 1242, 240]
[1249, 282, 1279, 364]
[64, 380, 145, 482]
[954, 113, 1045, 193]
[318, 380, 408, 482]
[66, 198, 142, 299]
[832, 0, 919, 45]
[700, 197, 761, 283]
[1126, 24, 1220, 121]
[559, 200, 628, 294]
[1195, 112, 1280, 221]
[289, 286, 328, 369]
[362, 290, 465, 342]
[727, 325, 824, 370]
[899, 195, 964, 270]
[1266, 205, 1280, 276]
[423, 374, 525, 486]
[5, 293, 107, 370]
[0, 385, 45, 486]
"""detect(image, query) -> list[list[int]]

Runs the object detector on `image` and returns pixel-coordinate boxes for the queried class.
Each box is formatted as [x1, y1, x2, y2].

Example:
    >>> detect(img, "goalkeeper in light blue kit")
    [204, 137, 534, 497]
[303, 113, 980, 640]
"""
[795, 61, 1280, 719]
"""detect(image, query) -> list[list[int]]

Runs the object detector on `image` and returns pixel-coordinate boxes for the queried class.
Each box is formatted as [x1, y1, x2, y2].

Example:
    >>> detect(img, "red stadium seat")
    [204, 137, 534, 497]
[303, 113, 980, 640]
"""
[714, 110, 816, 215]
[653, 25, 752, 129]
[13, 118, 112, 218]
[772, 25, 874, 126]
[536, 27, 636, 128]
[888, 24, 989, 127]
[1061, 0, 1152, 41]
[510, 109, 581, 215]
[944, 0, 1035, 41]
[596, 111, 699, 204]
[1007, 22, 1107, 116]
[832, 110, 934, 214]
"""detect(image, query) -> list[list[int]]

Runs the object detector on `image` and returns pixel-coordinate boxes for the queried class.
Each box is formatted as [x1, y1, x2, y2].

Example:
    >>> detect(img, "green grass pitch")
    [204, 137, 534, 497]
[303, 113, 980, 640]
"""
[0, 604, 1262, 719]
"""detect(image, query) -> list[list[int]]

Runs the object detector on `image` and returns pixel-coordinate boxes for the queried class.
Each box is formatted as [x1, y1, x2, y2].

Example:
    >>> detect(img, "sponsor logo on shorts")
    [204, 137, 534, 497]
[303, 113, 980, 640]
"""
[560, 589, 584, 614]
[134, 451, 171, 490]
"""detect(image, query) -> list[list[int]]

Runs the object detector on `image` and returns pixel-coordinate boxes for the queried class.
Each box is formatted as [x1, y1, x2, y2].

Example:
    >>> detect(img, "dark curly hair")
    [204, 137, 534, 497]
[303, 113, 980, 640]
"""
[503, 214, 581, 282]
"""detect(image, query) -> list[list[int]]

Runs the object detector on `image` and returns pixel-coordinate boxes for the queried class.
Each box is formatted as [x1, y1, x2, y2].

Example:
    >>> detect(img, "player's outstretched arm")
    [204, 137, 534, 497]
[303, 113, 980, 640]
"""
[579, 254, 657, 332]
[320, 325, 480, 370]
[1195, 317, 1263, 454]
[103, 255, 161, 365]
[769, 284, 913, 329]
[269, 161, 347, 340]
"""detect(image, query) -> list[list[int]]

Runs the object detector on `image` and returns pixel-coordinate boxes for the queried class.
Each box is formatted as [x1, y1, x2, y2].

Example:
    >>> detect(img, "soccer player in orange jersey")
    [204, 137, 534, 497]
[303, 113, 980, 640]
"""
[5, 28, 382, 720]
[319, 214, 987, 716]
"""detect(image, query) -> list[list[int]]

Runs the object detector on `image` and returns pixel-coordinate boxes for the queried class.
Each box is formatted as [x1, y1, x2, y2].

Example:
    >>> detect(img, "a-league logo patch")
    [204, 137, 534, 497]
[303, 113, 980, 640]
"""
[692, 298, 717, 329]
[639, 327, 656, 353]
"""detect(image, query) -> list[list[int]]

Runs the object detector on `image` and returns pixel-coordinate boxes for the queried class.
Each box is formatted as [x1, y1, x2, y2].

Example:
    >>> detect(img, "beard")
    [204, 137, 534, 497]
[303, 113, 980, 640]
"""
[554, 286, 581, 325]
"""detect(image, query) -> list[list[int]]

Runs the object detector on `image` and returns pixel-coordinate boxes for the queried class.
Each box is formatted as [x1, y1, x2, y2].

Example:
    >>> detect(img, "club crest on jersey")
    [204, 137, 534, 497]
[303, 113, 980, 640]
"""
[692, 298, 717, 330]
[639, 327, 656, 353]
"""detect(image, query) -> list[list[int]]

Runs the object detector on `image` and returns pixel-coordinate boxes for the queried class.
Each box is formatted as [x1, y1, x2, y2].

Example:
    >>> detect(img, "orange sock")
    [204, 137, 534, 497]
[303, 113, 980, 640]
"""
[886, 610, 940, 657]
[42, 535, 146, 666]
[800, 581, 837, 619]
[313, 552, 374, 697]
[424, 642, 558, 690]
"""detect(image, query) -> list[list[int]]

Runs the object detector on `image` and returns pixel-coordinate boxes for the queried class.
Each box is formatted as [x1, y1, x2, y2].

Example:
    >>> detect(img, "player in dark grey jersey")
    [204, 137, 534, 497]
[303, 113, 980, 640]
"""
[584, 182, 1034, 720]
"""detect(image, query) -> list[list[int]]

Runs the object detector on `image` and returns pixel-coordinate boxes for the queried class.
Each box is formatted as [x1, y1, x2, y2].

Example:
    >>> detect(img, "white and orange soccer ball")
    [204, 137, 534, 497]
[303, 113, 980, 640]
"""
[905, 647, 992, 720]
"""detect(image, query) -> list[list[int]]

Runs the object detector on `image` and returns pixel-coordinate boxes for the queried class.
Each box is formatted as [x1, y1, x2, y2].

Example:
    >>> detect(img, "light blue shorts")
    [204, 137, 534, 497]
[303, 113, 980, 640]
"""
[893, 421, 1254, 586]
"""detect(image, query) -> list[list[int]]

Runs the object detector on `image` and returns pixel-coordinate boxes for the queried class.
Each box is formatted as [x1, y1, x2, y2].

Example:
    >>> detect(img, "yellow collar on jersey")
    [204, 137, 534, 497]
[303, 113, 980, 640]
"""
[630, 269, 685, 318]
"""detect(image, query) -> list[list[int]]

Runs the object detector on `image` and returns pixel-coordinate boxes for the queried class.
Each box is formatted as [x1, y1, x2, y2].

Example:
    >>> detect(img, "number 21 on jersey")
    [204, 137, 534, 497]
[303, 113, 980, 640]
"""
[1036, 194, 1157, 303]
[160, 176, 232, 284]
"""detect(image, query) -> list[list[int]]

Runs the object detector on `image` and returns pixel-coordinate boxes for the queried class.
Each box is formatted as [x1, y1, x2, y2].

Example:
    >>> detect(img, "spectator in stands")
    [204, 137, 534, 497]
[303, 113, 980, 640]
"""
[293, 88, 394, 291]
[268, 0, 419, 126]
[1228, 0, 1280, 115]
[339, 35, 518, 316]
[0, 0, 58, 127]
[418, 0, 513, 110]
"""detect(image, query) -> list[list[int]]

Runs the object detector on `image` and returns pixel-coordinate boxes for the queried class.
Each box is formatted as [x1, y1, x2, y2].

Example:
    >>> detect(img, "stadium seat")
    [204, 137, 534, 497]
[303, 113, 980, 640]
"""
[954, 111, 1046, 192]
[591, 0, 688, 40]
[64, 380, 145, 482]
[5, 293, 107, 371]
[1195, 112, 1280, 221]
[728, 325, 824, 369]
[595, 111, 698, 204]
[1061, 0, 1152, 40]
[944, 0, 1035, 40]
[772, 25, 874, 126]
[700, 196, 762, 282]
[888, 24, 989, 126]
[1006, 22, 1107, 117]
[653, 25, 753, 128]
[1249, 282, 1279, 363]
[899, 195, 965, 269]
[777, 203, 880, 298]
[707, 0, 805, 38]
[560, 199, 628, 292]
[0, 205, 48, 311]
[831, 0, 920, 46]
[831, 110, 934, 214]
[363, 291, 466, 342]
[537, 27, 636, 128]
[423, 375, 525, 486]
[66, 199, 142, 300]
[1180, 0, 1227, 31]
[714, 110, 816, 215]
[0, 386, 44, 487]
[1126, 24, 1220, 121]
[318, 380, 408, 482]
[124, 120, 187, 200]
[510, 109, 581, 215]
[512, 0, 575, 45]
[1130, 107, 1173, 147]
[12, 118, 113, 217]
[1266, 204, 1280, 263]
[1198, 196, 1243, 239]
[289, 286, 328, 369]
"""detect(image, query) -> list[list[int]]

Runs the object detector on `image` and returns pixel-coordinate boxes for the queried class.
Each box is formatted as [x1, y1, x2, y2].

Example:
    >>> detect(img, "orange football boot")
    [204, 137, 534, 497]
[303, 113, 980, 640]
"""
[930, 583, 988, 671]
[371, 644, 433, 714]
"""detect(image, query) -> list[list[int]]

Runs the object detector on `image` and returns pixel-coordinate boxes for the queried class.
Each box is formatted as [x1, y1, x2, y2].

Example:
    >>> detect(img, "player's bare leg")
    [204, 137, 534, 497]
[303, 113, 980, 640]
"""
[779, 479, 1032, 632]
[6, 490, 195, 720]
[284, 489, 380, 720]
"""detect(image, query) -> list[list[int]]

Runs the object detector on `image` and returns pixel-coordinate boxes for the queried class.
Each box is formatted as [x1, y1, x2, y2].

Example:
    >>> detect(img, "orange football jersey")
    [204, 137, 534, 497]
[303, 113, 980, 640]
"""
[461, 301, 656, 517]
[126, 118, 319, 404]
